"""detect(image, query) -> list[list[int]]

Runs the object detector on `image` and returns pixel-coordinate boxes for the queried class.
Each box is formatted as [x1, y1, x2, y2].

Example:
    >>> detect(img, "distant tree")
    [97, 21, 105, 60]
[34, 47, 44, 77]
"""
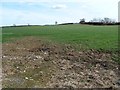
[91, 18, 98, 22]
[90, 18, 104, 22]
[89, 18, 116, 24]
[55, 21, 57, 25]
[79, 18, 85, 23]
[104, 18, 110, 23]
[103, 18, 116, 23]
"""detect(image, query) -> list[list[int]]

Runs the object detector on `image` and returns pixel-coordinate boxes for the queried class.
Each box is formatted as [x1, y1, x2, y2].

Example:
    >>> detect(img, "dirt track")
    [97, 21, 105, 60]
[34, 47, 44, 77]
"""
[2, 37, 120, 88]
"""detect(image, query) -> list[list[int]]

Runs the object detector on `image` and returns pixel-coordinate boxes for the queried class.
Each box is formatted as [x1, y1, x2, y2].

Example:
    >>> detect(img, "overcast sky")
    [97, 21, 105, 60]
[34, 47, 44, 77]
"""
[0, 0, 119, 26]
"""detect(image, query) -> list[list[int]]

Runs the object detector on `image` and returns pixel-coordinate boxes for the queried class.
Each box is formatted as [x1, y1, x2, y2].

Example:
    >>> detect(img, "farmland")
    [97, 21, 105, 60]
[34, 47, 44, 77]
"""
[2, 24, 118, 51]
[2, 24, 120, 88]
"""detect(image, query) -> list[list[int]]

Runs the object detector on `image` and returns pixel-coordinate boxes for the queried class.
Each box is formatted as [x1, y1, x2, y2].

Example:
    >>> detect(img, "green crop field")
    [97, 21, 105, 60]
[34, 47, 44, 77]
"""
[2, 24, 118, 51]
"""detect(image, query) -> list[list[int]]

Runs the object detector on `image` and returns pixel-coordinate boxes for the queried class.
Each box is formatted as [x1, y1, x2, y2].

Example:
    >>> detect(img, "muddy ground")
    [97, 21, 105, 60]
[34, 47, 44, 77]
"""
[2, 37, 120, 88]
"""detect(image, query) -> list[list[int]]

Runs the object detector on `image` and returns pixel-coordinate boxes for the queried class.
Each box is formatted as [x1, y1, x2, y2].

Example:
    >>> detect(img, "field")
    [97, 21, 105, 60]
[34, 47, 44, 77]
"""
[2, 24, 120, 88]
[2, 24, 118, 51]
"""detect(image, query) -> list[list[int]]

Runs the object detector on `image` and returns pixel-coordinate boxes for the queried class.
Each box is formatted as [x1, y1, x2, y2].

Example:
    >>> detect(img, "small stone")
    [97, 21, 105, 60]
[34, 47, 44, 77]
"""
[79, 52, 83, 54]
[60, 67, 66, 70]
[30, 79, 34, 80]
[80, 72, 84, 75]
[110, 71, 115, 76]
[29, 77, 34, 80]
[95, 70, 99, 73]
[25, 77, 28, 80]
[44, 57, 49, 61]
[44, 52, 48, 55]
[2, 56, 7, 58]
[40, 71, 43, 75]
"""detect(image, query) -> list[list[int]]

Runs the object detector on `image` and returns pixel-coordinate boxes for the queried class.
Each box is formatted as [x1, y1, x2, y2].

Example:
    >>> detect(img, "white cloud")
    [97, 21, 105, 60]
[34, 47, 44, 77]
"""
[52, 4, 67, 9]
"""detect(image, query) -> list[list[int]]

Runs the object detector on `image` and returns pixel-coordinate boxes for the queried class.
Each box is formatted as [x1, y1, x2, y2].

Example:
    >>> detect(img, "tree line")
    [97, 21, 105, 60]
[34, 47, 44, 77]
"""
[79, 18, 120, 25]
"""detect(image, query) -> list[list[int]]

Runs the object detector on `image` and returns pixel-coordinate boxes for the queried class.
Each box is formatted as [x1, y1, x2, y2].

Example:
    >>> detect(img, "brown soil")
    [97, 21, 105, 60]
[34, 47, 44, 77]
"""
[2, 37, 120, 88]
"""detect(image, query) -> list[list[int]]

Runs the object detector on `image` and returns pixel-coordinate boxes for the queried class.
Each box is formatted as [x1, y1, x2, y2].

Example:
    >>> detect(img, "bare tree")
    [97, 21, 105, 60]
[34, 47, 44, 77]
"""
[79, 18, 85, 23]
[103, 18, 116, 23]
[104, 18, 111, 23]
[90, 18, 116, 23]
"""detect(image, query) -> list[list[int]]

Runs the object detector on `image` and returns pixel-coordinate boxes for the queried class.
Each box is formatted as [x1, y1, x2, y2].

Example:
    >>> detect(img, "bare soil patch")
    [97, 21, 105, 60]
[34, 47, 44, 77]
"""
[2, 37, 120, 88]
